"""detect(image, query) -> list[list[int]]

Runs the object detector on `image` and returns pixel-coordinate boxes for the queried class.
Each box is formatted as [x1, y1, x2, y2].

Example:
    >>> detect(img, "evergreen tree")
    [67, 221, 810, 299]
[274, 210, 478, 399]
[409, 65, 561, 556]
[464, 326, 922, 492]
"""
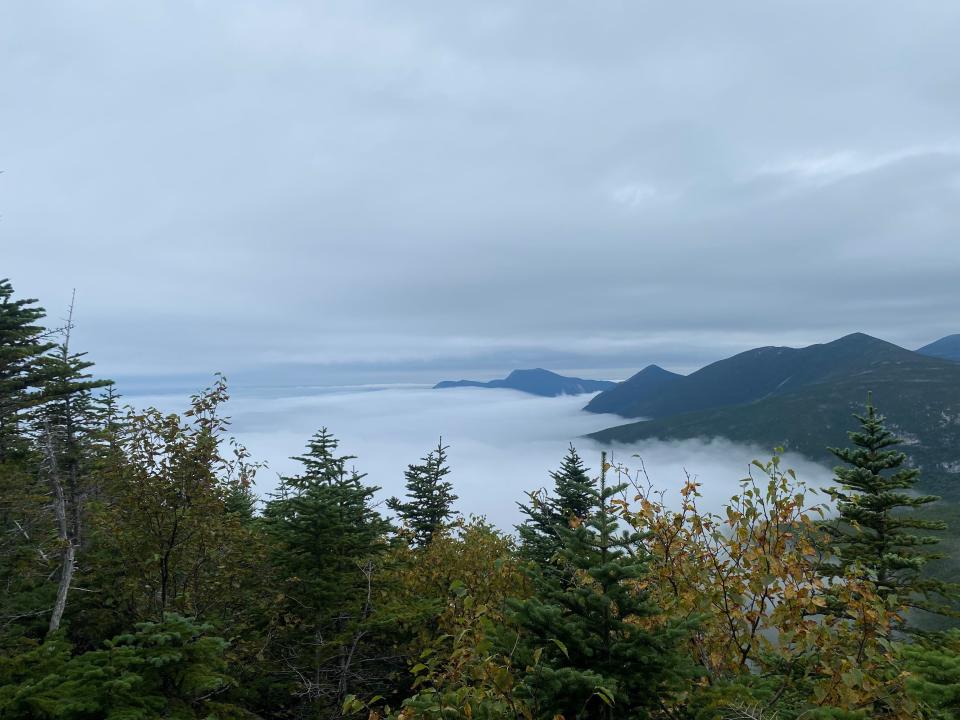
[0, 278, 57, 461]
[388, 439, 458, 547]
[31, 297, 111, 634]
[823, 394, 954, 616]
[263, 428, 391, 714]
[505, 453, 692, 720]
[517, 444, 594, 568]
[900, 629, 960, 718]
[0, 288, 109, 641]
[0, 615, 239, 719]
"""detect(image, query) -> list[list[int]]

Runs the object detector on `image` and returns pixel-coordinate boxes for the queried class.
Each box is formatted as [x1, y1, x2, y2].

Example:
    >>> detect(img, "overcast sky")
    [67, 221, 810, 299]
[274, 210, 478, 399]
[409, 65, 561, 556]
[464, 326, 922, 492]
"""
[3, 2, 960, 387]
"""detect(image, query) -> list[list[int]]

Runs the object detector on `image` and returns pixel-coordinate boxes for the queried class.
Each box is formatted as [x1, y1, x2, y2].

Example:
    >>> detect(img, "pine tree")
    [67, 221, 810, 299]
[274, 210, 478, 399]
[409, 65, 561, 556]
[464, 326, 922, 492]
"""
[264, 428, 391, 713]
[823, 394, 954, 616]
[505, 453, 692, 720]
[517, 444, 595, 569]
[387, 439, 458, 547]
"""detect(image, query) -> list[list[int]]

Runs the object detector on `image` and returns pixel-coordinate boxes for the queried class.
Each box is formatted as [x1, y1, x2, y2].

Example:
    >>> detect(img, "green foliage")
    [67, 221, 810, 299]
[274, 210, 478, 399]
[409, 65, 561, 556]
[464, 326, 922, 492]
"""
[81, 377, 265, 639]
[900, 630, 960, 719]
[506, 454, 693, 719]
[0, 284, 111, 644]
[0, 278, 58, 461]
[0, 615, 243, 719]
[376, 520, 532, 719]
[0, 280, 58, 634]
[516, 444, 595, 571]
[822, 394, 956, 616]
[388, 439, 458, 547]
[262, 427, 392, 715]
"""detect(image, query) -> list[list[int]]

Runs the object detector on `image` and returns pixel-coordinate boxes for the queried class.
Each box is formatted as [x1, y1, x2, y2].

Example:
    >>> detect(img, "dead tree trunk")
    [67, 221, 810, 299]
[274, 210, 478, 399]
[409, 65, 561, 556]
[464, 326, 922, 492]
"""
[44, 425, 75, 635]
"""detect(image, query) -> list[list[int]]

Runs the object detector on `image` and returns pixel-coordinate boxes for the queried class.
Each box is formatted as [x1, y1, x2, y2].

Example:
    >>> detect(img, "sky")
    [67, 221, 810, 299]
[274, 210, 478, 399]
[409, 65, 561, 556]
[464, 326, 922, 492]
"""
[125, 385, 835, 528]
[3, 1, 960, 387]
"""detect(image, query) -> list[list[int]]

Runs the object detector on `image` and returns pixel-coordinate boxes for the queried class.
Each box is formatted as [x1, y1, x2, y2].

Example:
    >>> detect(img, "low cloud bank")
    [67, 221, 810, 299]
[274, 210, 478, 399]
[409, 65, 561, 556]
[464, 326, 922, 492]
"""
[126, 385, 835, 529]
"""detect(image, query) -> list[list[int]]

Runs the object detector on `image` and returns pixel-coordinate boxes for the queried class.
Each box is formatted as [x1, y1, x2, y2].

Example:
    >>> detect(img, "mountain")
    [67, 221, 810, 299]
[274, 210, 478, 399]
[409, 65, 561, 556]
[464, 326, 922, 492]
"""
[583, 365, 684, 414]
[918, 334, 960, 362]
[584, 333, 919, 419]
[588, 334, 960, 496]
[434, 368, 615, 397]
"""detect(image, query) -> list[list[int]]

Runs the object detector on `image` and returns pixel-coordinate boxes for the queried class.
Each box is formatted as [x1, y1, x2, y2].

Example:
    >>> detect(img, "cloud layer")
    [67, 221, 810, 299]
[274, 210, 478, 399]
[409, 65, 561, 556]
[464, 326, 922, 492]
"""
[3, 2, 960, 381]
[127, 385, 835, 529]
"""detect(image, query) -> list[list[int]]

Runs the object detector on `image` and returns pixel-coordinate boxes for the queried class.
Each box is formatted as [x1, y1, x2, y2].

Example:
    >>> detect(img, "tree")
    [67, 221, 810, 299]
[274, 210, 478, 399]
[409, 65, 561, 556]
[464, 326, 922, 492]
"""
[90, 376, 263, 627]
[0, 615, 242, 719]
[517, 444, 594, 570]
[0, 279, 57, 462]
[0, 279, 58, 638]
[0, 287, 109, 641]
[822, 394, 954, 617]
[900, 630, 960, 719]
[378, 519, 533, 719]
[31, 294, 111, 634]
[627, 453, 915, 718]
[505, 453, 692, 720]
[263, 427, 391, 715]
[388, 439, 458, 547]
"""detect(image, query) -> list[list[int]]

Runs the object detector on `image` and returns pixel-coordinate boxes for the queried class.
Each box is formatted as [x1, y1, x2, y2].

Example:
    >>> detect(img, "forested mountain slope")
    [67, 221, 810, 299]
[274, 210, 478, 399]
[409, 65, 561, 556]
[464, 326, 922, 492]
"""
[585, 333, 936, 419]
[918, 334, 960, 362]
[590, 343, 960, 496]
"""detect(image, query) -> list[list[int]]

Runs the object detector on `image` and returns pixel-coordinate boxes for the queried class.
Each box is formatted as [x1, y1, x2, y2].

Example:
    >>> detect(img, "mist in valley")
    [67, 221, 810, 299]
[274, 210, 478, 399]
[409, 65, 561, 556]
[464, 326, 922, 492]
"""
[127, 384, 836, 528]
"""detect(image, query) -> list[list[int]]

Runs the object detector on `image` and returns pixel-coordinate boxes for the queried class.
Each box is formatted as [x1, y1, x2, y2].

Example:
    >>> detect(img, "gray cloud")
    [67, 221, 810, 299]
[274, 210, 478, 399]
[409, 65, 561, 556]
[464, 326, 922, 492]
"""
[3, 1, 960, 382]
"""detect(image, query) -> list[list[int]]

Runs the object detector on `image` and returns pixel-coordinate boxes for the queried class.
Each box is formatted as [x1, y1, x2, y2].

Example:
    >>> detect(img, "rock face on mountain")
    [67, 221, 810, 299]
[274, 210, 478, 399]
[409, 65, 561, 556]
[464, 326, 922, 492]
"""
[434, 368, 615, 397]
[586, 334, 960, 496]
[917, 334, 960, 362]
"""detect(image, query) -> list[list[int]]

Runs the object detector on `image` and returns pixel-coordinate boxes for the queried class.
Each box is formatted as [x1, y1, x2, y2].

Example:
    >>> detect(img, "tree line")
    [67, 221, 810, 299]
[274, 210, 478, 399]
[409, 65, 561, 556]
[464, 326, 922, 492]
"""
[0, 277, 958, 719]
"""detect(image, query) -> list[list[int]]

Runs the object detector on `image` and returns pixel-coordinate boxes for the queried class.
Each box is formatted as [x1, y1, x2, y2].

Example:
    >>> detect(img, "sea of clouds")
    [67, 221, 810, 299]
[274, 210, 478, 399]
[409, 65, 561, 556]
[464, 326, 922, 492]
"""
[125, 385, 835, 530]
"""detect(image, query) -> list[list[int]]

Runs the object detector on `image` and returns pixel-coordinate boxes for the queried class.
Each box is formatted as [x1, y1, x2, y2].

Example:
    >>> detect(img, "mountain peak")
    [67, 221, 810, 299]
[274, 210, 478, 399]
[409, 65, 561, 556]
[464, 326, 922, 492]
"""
[917, 334, 960, 362]
[832, 331, 884, 345]
[640, 363, 669, 373]
[505, 368, 556, 379]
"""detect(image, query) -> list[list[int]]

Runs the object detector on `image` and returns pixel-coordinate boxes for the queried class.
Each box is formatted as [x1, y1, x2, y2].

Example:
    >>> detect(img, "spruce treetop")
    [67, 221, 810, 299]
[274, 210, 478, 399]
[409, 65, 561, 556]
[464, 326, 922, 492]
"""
[387, 439, 458, 547]
[824, 393, 955, 616]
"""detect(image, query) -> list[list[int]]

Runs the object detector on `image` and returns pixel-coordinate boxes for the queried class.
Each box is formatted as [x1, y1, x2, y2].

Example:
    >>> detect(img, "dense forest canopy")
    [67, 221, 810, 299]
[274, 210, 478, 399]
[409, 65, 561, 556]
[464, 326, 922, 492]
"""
[1, 277, 959, 719]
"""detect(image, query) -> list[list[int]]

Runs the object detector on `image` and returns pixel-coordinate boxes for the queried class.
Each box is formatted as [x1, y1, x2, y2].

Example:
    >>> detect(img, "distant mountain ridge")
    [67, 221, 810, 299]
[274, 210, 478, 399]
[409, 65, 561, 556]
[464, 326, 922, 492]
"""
[917, 334, 960, 362]
[434, 368, 615, 397]
[586, 333, 960, 496]
[585, 333, 928, 419]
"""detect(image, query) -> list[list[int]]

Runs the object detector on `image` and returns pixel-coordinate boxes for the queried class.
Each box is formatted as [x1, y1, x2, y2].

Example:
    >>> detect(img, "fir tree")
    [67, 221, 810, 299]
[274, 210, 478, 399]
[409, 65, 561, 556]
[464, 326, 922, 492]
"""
[505, 453, 692, 720]
[0, 615, 238, 719]
[264, 428, 391, 712]
[517, 443, 594, 569]
[0, 278, 57, 461]
[823, 394, 955, 616]
[32, 296, 111, 634]
[0, 288, 109, 640]
[387, 439, 458, 547]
